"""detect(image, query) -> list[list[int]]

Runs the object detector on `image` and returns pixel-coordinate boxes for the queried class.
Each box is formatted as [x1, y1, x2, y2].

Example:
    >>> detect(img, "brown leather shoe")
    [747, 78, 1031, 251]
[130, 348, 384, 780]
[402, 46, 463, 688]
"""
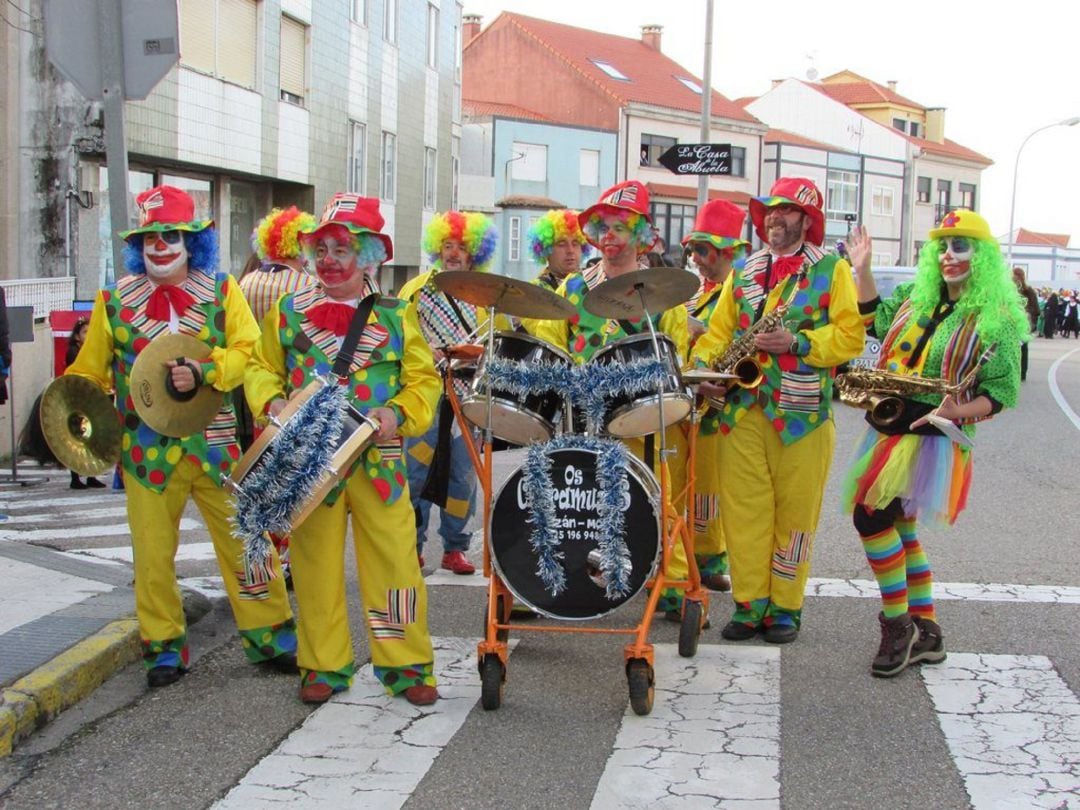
[403, 685, 439, 705]
[700, 572, 731, 592]
[299, 682, 334, 704]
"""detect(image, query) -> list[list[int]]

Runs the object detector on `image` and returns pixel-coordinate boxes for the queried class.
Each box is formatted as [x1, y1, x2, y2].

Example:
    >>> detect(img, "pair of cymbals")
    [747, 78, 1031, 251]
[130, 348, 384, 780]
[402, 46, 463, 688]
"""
[129, 334, 224, 438]
[583, 268, 700, 319]
[39, 376, 122, 477]
[433, 271, 577, 320]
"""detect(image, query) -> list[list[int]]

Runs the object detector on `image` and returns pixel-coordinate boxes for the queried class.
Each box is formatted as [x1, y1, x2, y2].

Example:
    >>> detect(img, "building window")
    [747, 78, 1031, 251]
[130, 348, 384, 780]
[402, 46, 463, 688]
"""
[352, 0, 366, 24]
[348, 121, 366, 194]
[730, 146, 746, 178]
[451, 155, 460, 210]
[508, 216, 521, 262]
[892, 118, 907, 133]
[909, 122, 920, 138]
[676, 77, 702, 94]
[381, 131, 396, 202]
[383, 0, 397, 44]
[423, 147, 437, 210]
[959, 182, 976, 209]
[510, 142, 547, 182]
[917, 176, 931, 203]
[640, 134, 675, 168]
[649, 202, 697, 256]
[279, 15, 307, 105]
[579, 149, 600, 187]
[937, 179, 951, 207]
[872, 252, 892, 266]
[426, 4, 439, 68]
[871, 186, 894, 217]
[826, 170, 859, 221]
[589, 59, 629, 81]
[179, 0, 258, 88]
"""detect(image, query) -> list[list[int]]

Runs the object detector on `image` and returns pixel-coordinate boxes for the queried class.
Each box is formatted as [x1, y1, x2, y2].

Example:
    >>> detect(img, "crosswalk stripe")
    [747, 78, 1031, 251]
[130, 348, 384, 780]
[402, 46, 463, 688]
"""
[592, 645, 781, 808]
[806, 577, 1080, 604]
[67, 536, 210, 563]
[0, 506, 129, 525]
[923, 653, 1080, 810]
[0, 517, 200, 543]
[214, 636, 508, 809]
[0, 493, 123, 509]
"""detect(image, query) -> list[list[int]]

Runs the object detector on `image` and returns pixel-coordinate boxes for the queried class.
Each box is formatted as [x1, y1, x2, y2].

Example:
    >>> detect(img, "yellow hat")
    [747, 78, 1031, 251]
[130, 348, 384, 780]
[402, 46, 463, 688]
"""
[928, 209, 992, 241]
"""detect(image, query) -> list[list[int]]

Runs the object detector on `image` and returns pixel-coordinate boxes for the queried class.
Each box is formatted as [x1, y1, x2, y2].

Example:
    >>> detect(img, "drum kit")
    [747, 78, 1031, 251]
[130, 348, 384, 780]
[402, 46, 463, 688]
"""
[431, 267, 734, 715]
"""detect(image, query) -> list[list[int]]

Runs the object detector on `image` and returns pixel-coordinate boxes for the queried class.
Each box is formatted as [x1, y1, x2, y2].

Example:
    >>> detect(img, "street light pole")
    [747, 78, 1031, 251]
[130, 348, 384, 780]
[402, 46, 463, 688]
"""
[1006, 116, 1080, 268]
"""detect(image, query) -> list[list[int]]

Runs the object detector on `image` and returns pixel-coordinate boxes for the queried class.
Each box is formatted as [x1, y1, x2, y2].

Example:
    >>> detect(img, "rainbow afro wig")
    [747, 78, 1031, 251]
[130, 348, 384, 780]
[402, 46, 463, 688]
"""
[422, 211, 498, 271]
[580, 209, 655, 254]
[526, 209, 584, 266]
[298, 224, 388, 269]
[252, 206, 317, 263]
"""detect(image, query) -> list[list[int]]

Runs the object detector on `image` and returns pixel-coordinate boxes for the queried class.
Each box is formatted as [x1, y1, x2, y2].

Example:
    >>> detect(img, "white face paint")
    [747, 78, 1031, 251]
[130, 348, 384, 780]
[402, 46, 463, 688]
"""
[939, 237, 973, 284]
[143, 230, 189, 281]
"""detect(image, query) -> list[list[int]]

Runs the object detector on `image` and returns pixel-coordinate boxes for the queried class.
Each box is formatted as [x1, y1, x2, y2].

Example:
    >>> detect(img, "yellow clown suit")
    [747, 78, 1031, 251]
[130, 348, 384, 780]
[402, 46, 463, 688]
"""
[245, 194, 442, 705]
[66, 185, 296, 686]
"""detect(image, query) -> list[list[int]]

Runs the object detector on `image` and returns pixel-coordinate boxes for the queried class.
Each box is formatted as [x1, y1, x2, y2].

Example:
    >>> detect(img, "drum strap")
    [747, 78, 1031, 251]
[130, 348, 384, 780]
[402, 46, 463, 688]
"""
[330, 294, 379, 378]
[419, 393, 454, 507]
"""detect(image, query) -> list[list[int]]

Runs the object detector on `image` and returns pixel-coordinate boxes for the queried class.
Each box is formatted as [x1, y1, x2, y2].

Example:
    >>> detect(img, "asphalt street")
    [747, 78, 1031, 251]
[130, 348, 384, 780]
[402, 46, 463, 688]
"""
[0, 337, 1077, 809]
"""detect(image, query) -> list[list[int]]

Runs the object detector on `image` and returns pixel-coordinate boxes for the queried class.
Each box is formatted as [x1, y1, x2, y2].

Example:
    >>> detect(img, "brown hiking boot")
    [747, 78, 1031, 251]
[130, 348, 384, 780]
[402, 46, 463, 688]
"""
[910, 616, 947, 665]
[871, 612, 917, 678]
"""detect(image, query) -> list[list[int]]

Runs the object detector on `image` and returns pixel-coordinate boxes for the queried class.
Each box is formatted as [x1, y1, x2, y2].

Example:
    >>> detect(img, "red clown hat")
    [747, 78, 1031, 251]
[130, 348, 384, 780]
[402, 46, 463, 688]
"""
[119, 185, 213, 241]
[749, 177, 825, 247]
[301, 193, 394, 262]
[681, 199, 750, 249]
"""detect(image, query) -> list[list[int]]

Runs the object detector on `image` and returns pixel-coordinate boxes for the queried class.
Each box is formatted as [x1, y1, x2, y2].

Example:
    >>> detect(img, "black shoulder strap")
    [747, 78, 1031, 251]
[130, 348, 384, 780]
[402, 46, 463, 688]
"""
[331, 293, 378, 378]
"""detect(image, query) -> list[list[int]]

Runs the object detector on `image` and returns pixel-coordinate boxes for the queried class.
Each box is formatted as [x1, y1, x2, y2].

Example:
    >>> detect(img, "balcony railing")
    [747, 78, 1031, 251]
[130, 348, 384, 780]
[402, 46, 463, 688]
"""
[1, 277, 76, 320]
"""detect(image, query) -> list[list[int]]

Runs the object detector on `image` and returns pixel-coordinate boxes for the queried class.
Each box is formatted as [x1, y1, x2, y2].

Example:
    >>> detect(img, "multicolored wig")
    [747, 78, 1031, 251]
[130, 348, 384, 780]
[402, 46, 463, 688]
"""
[298, 223, 388, 269]
[252, 207, 317, 263]
[121, 228, 219, 276]
[422, 211, 498, 271]
[526, 209, 584, 266]
[580, 209, 655, 254]
[910, 237, 1031, 346]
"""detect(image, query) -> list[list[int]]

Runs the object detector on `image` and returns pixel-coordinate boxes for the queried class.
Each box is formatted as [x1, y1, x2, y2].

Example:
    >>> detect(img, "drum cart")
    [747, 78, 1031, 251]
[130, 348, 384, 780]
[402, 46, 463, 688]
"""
[435, 275, 709, 717]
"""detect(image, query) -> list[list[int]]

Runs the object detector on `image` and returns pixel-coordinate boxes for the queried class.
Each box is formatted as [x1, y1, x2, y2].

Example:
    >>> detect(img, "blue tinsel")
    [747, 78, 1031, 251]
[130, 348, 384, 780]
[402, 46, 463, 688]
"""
[233, 380, 347, 581]
[521, 434, 632, 600]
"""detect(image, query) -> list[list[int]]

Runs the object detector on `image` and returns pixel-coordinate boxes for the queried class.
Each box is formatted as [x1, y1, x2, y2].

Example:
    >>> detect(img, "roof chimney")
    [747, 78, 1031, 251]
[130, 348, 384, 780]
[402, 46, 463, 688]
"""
[771, 78, 784, 89]
[641, 24, 662, 51]
[925, 107, 946, 144]
[463, 14, 482, 45]
[886, 80, 897, 92]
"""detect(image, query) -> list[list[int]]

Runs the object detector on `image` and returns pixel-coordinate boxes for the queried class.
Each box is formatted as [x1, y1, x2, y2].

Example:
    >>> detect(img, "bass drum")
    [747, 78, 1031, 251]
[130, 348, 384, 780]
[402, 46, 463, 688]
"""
[490, 448, 660, 620]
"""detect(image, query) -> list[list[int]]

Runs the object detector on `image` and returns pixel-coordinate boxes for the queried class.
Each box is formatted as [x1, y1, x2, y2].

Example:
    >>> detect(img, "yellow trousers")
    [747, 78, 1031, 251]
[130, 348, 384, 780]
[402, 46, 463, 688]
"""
[692, 428, 727, 561]
[717, 408, 834, 615]
[289, 474, 435, 689]
[125, 459, 293, 649]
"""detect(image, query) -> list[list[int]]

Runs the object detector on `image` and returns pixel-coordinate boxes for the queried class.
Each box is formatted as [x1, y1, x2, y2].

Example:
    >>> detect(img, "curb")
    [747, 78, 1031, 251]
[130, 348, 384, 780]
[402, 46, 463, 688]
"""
[0, 617, 140, 758]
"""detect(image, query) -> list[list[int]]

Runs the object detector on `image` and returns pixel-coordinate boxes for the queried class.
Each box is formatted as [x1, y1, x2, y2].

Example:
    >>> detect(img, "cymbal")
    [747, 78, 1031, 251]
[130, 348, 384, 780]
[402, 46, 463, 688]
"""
[433, 271, 577, 320]
[39, 376, 122, 477]
[130, 333, 224, 438]
[681, 369, 740, 384]
[583, 268, 700, 319]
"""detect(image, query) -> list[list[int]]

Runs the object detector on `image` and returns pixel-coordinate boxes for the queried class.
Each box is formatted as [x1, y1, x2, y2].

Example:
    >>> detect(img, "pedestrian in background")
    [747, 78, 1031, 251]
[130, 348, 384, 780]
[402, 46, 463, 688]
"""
[1013, 267, 1039, 380]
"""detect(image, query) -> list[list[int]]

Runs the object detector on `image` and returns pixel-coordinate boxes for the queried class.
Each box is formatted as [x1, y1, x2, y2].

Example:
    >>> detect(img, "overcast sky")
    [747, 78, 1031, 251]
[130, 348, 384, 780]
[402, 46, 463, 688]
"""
[462, 0, 1080, 244]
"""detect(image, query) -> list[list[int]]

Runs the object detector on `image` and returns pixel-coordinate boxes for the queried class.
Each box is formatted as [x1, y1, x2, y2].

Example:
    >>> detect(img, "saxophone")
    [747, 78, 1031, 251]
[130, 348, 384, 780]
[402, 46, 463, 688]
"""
[836, 343, 998, 428]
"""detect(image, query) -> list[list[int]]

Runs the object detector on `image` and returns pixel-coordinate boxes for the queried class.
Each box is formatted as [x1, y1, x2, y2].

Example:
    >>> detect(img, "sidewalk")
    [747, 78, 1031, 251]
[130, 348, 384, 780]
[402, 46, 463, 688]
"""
[0, 465, 139, 757]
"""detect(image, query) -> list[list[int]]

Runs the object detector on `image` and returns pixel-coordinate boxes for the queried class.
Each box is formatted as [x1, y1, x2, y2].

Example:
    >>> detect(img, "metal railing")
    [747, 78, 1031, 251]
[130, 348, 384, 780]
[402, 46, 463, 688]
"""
[0, 277, 76, 320]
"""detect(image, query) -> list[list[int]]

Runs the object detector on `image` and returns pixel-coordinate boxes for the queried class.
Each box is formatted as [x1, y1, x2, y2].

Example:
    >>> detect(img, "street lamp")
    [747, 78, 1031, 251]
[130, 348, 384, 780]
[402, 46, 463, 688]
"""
[1006, 116, 1080, 268]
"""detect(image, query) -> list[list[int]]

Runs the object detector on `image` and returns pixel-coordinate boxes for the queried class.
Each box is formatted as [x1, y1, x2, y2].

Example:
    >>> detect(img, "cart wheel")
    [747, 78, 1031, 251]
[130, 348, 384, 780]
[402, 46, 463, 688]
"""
[483, 595, 510, 643]
[678, 600, 704, 658]
[480, 655, 504, 711]
[626, 659, 654, 716]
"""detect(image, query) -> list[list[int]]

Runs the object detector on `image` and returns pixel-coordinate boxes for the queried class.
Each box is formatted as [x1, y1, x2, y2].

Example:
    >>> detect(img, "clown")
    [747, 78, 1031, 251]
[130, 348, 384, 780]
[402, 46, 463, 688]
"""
[690, 177, 864, 644]
[519, 208, 586, 336]
[398, 211, 508, 576]
[680, 199, 752, 594]
[844, 210, 1027, 677]
[240, 206, 317, 322]
[535, 180, 694, 622]
[65, 185, 296, 688]
[245, 193, 442, 705]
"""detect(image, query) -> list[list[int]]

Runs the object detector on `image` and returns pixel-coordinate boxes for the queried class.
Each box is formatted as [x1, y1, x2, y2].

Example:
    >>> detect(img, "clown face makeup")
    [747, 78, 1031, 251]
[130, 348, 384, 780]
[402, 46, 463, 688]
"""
[938, 237, 973, 285]
[313, 236, 364, 299]
[439, 238, 473, 272]
[549, 237, 583, 277]
[143, 230, 189, 282]
[595, 216, 636, 263]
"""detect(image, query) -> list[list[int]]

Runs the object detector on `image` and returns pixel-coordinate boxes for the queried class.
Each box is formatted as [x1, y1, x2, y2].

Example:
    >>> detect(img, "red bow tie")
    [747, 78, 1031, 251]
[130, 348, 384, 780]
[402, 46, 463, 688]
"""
[307, 301, 357, 337]
[768, 254, 805, 288]
[146, 284, 196, 321]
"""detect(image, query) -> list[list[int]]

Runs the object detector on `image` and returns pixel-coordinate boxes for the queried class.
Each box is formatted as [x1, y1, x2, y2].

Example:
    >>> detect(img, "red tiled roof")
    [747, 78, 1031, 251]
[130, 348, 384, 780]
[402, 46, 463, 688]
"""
[1016, 228, 1070, 248]
[734, 96, 757, 108]
[907, 134, 993, 166]
[462, 99, 553, 122]
[646, 183, 753, 206]
[765, 128, 845, 153]
[816, 74, 925, 111]
[489, 13, 759, 124]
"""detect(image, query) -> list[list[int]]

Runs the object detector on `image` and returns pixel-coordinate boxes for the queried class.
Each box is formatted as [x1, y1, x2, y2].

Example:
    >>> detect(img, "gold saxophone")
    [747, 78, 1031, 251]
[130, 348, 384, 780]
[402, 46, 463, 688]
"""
[835, 343, 998, 428]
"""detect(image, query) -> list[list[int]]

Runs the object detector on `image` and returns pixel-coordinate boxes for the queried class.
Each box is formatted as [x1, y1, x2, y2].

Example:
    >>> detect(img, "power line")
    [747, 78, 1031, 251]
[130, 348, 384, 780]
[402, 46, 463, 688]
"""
[0, 9, 37, 34]
[5, 0, 37, 19]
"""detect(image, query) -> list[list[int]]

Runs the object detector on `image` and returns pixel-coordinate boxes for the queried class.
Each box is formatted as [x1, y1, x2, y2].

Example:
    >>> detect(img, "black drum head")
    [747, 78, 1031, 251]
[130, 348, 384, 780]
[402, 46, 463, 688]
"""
[490, 448, 659, 620]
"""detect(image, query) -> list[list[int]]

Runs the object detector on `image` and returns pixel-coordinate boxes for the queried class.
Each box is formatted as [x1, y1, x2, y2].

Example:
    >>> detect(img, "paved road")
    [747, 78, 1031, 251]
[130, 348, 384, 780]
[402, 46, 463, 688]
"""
[1, 338, 1078, 809]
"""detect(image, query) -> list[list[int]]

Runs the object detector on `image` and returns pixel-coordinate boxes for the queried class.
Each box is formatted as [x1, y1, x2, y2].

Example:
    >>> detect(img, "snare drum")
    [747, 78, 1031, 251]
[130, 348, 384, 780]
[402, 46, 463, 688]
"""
[590, 334, 693, 438]
[461, 331, 572, 445]
[489, 447, 660, 620]
[225, 377, 377, 529]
